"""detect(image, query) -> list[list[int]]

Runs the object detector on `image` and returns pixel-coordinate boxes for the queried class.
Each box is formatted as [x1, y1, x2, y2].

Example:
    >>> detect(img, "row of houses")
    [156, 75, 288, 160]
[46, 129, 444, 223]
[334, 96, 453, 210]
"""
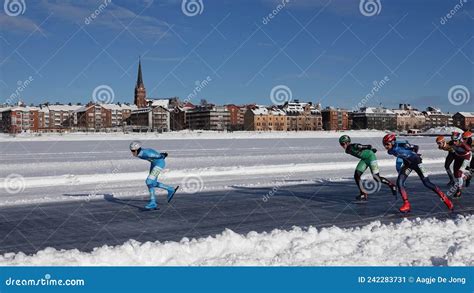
[0, 103, 136, 133]
[351, 104, 459, 131]
[1, 100, 473, 134]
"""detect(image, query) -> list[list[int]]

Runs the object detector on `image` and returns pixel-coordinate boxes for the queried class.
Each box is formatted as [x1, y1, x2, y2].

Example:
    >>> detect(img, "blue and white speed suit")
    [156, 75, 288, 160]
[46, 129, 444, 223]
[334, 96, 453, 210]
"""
[137, 148, 175, 202]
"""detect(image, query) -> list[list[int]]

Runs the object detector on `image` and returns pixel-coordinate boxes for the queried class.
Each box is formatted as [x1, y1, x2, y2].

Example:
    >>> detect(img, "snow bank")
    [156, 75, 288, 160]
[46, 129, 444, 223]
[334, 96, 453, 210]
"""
[424, 126, 463, 135]
[1, 216, 471, 266]
[0, 130, 386, 142]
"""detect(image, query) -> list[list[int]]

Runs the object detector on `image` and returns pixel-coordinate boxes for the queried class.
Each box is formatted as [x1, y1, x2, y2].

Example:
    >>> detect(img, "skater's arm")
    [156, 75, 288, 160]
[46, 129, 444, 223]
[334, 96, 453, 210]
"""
[395, 158, 404, 172]
[355, 144, 373, 150]
[402, 143, 419, 153]
[139, 149, 166, 160]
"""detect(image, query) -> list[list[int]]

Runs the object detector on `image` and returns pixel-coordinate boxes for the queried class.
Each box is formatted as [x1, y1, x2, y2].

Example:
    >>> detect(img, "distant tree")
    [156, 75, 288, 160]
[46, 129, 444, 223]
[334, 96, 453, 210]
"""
[200, 99, 208, 106]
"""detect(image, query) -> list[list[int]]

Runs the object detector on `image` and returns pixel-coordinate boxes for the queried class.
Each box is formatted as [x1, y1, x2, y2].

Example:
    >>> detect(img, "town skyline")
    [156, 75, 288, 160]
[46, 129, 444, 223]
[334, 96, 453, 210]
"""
[1, 1, 472, 112]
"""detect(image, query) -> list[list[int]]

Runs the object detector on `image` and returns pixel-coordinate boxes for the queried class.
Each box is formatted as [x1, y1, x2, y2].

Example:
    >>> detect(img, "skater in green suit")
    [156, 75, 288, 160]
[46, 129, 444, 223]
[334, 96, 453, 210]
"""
[339, 135, 397, 201]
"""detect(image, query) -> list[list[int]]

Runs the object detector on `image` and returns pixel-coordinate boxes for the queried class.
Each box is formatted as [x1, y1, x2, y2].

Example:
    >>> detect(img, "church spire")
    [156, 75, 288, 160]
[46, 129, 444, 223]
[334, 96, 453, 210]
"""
[136, 56, 144, 87]
[134, 57, 147, 108]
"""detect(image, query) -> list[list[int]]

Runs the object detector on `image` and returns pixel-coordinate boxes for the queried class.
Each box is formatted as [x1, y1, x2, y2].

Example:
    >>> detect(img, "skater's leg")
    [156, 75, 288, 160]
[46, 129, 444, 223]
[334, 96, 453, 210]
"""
[467, 156, 474, 187]
[452, 158, 465, 192]
[373, 173, 393, 186]
[413, 165, 453, 210]
[145, 177, 157, 202]
[354, 160, 368, 197]
[144, 166, 163, 208]
[445, 153, 455, 184]
[397, 166, 410, 201]
[396, 166, 411, 212]
[373, 173, 397, 195]
[366, 152, 395, 191]
[157, 181, 175, 193]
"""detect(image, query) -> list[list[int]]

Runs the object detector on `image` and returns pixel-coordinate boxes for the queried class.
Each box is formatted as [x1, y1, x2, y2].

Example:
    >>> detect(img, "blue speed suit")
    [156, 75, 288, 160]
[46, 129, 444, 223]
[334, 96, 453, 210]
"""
[387, 141, 446, 202]
[395, 140, 408, 173]
[137, 148, 175, 202]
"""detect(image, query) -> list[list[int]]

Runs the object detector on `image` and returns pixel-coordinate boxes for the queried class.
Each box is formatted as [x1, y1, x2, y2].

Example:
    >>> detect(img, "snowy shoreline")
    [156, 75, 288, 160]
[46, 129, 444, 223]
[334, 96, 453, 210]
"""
[1, 215, 471, 266]
[0, 130, 388, 142]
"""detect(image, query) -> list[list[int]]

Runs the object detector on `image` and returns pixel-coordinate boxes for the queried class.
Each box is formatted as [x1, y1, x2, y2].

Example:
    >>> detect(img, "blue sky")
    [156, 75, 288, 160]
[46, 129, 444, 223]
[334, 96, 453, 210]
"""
[0, 0, 472, 112]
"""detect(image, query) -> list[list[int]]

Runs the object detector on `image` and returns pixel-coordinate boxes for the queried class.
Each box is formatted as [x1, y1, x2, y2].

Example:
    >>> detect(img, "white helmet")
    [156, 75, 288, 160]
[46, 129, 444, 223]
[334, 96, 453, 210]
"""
[129, 141, 142, 151]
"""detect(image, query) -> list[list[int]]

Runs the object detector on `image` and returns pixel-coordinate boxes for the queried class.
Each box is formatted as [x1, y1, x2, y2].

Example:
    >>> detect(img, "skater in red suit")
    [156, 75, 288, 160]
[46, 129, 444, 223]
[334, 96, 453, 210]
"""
[436, 135, 456, 186]
[451, 132, 472, 198]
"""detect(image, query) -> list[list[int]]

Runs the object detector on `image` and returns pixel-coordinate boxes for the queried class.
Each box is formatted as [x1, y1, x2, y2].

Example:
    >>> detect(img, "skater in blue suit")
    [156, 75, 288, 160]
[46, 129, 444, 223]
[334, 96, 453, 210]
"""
[130, 141, 179, 210]
[382, 134, 453, 213]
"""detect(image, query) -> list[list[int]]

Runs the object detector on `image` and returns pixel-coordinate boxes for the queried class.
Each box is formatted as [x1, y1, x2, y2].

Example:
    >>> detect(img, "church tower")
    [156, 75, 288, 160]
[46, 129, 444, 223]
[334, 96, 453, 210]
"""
[134, 58, 147, 108]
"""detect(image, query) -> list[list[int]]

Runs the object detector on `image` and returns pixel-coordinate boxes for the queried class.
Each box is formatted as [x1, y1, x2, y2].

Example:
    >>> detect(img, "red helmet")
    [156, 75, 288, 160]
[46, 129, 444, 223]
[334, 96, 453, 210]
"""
[462, 131, 472, 139]
[451, 131, 462, 141]
[435, 135, 445, 143]
[383, 133, 396, 145]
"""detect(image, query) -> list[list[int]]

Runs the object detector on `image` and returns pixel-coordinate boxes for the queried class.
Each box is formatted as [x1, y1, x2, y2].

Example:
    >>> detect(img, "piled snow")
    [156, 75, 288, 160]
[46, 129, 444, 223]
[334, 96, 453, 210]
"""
[424, 126, 463, 135]
[0, 130, 386, 142]
[1, 216, 471, 266]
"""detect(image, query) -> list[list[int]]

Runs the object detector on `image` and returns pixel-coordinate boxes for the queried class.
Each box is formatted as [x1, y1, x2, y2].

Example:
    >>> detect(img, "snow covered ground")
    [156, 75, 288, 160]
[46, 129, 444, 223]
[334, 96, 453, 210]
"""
[0, 131, 472, 265]
[1, 216, 471, 266]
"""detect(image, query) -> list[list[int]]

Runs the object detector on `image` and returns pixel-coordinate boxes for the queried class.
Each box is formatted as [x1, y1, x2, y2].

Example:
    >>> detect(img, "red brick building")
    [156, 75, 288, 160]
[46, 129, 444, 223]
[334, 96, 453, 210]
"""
[226, 104, 247, 131]
[321, 107, 349, 131]
[453, 112, 474, 131]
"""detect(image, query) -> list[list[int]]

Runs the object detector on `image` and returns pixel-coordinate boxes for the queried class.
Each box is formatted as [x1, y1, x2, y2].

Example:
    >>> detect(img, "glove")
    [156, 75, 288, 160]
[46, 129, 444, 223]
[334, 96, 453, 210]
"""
[161, 152, 168, 158]
[372, 148, 377, 153]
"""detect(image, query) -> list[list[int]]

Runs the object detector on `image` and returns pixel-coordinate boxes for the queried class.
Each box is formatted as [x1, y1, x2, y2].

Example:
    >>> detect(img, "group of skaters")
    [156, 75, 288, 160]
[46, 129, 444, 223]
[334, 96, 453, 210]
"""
[339, 130, 473, 213]
[127, 130, 472, 213]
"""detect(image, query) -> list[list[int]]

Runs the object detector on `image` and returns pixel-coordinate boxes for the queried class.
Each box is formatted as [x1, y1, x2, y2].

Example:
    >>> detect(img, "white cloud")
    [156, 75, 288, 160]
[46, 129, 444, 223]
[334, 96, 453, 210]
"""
[0, 14, 43, 33]
[262, 0, 360, 15]
[40, 0, 169, 38]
